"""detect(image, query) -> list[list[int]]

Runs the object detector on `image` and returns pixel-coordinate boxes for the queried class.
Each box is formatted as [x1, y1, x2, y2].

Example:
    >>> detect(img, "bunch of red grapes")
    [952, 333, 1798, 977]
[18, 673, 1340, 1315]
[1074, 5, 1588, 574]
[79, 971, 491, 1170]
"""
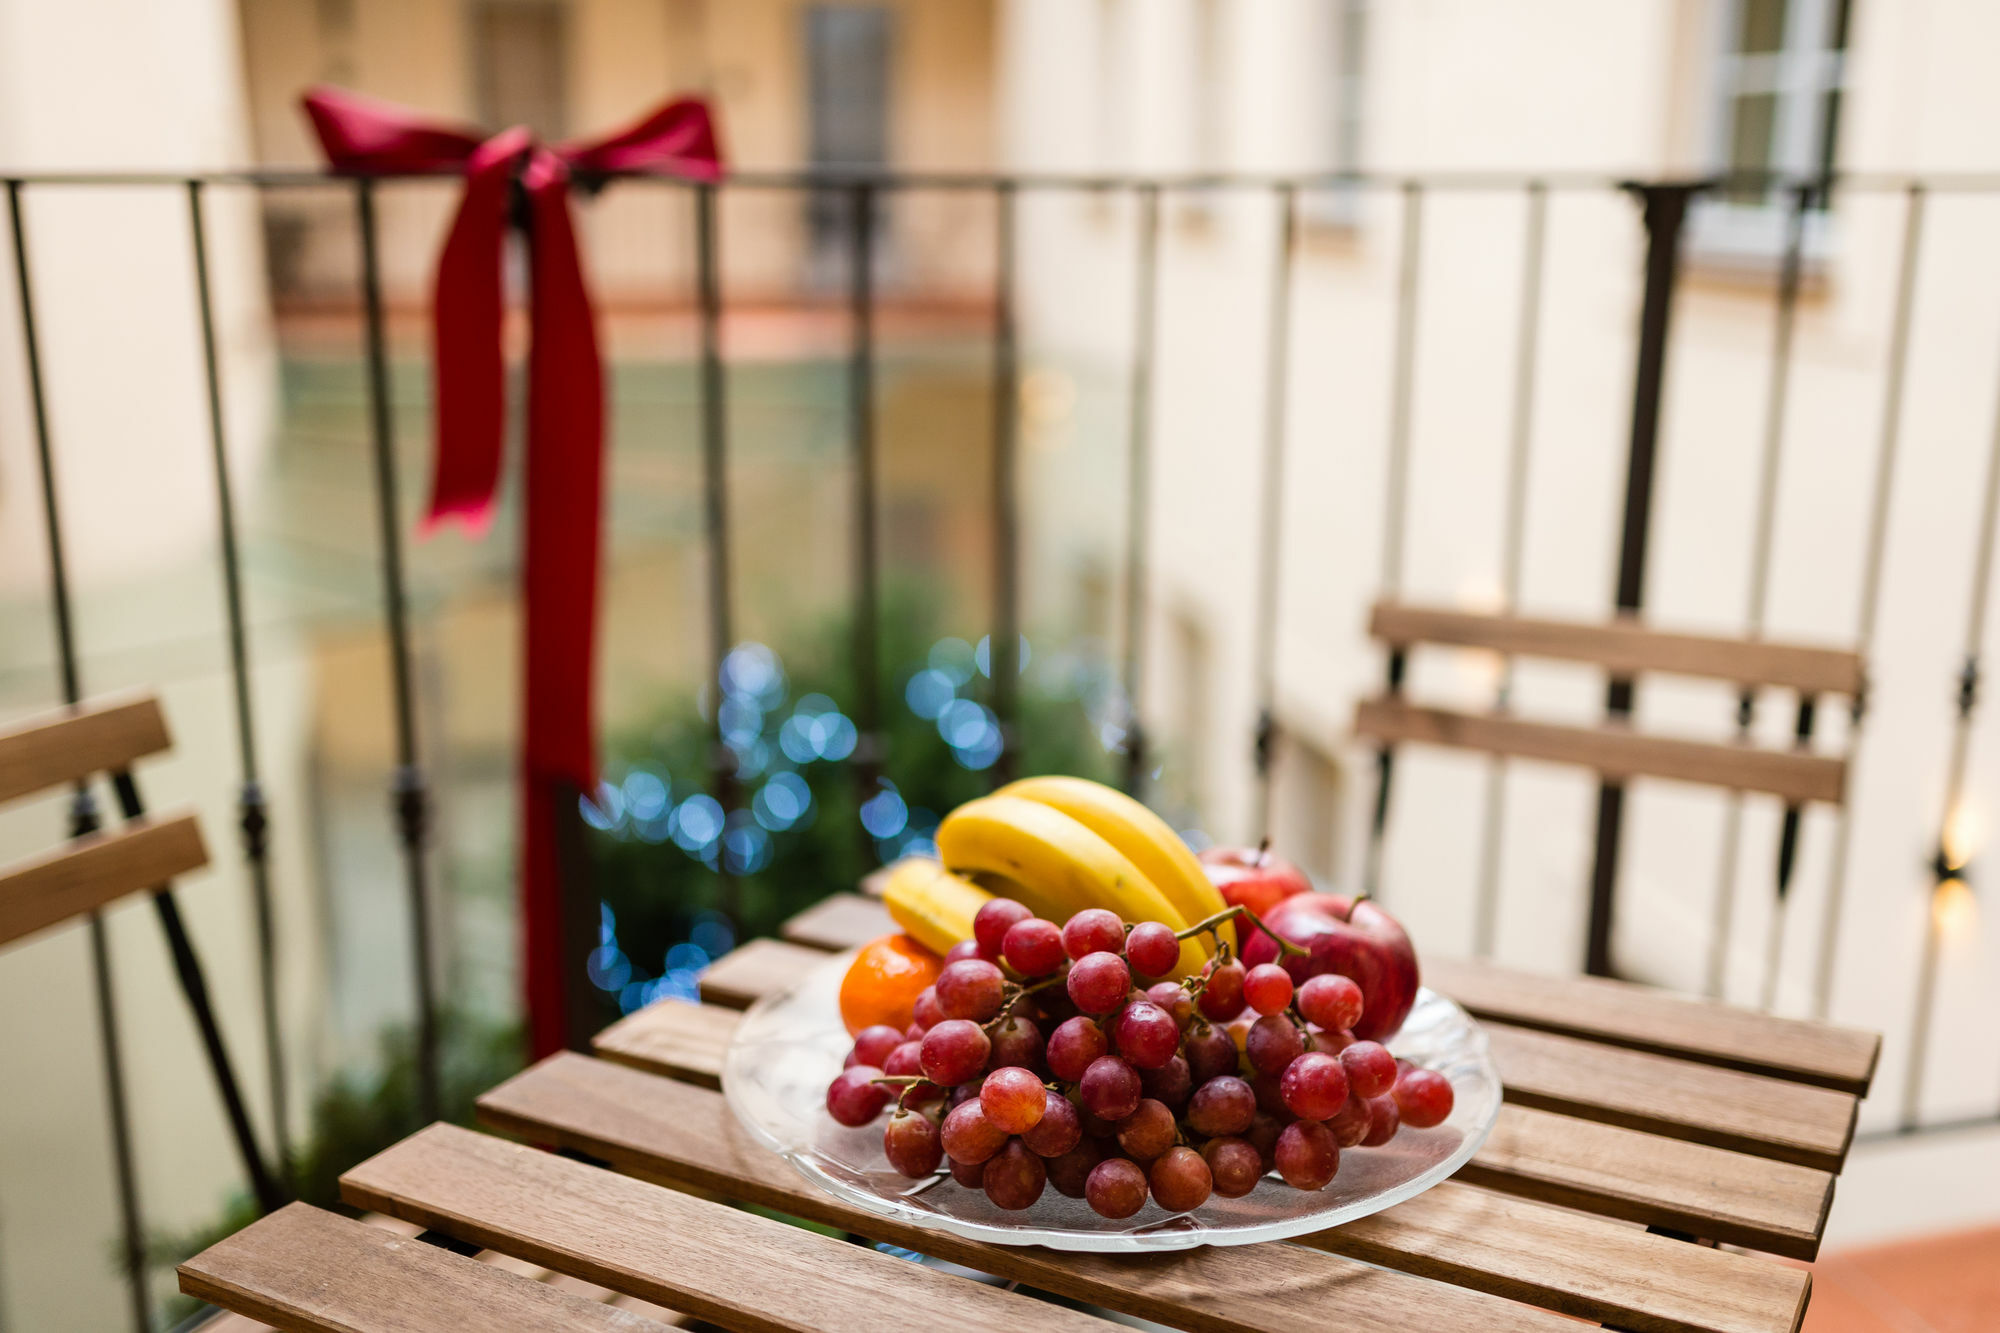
[824, 899, 1455, 1219]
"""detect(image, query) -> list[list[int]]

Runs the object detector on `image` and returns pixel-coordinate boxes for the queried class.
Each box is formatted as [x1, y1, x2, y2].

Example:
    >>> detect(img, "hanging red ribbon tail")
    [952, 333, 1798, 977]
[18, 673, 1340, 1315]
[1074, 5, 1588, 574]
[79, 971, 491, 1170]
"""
[301, 86, 725, 1059]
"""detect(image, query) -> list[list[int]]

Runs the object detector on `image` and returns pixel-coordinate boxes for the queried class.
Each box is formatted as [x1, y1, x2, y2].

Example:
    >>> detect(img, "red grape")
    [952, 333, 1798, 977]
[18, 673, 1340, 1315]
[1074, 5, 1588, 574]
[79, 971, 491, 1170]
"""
[1243, 963, 1295, 1016]
[1186, 1075, 1256, 1136]
[1046, 1015, 1108, 1081]
[1063, 908, 1127, 960]
[987, 1015, 1044, 1074]
[948, 1080, 980, 1109]
[1144, 980, 1194, 1028]
[1084, 1156, 1150, 1219]
[920, 1019, 991, 1086]
[1279, 1051, 1350, 1121]
[1078, 1055, 1142, 1120]
[1044, 1139, 1105, 1197]
[1202, 1136, 1264, 1198]
[1316, 1026, 1355, 1054]
[1112, 1001, 1180, 1070]
[1394, 1068, 1454, 1129]
[983, 1138, 1047, 1210]
[973, 898, 1033, 958]
[1245, 1111, 1285, 1167]
[1139, 1052, 1192, 1110]
[1066, 951, 1132, 1014]
[980, 1066, 1048, 1134]
[1360, 1094, 1399, 1146]
[1021, 1089, 1082, 1157]
[904, 1021, 926, 1043]
[1149, 1145, 1213, 1212]
[944, 939, 985, 967]
[941, 1099, 1010, 1164]
[1326, 1093, 1372, 1147]
[1124, 921, 1181, 978]
[1250, 1070, 1290, 1117]
[949, 1155, 985, 1188]
[1183, 1023, 1239, 1083]
[937, 958, 1007, 1022]
[883, 1108, 943, 1177]
[1340, 1040, 1397, 1100]
[882, 1041, 932, 1096]
[826, 1066, 891, 1126]
[1078, 1104, 1121, 1139]
[1274, 1120, 1340, 1189]
[1297, 974, 1364, 1031]
[852, 1024, 904, 1069]
[1115, 1098, 1177, 1161]
[1197, 959, 1247, 1021]
[1245, 1013, 1304, 1076]
[912, 986, 945, 1031]
[1001, 917, 1066, 976]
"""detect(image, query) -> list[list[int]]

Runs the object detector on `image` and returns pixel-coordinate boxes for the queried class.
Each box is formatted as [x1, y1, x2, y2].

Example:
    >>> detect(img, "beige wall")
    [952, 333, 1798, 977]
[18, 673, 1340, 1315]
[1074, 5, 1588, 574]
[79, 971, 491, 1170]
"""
[238, 0, 999, 307]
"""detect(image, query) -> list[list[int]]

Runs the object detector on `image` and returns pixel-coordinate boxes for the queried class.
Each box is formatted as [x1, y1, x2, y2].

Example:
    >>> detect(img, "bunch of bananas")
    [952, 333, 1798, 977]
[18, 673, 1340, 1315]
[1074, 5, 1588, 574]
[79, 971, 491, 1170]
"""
[883, 776, 1231, 980]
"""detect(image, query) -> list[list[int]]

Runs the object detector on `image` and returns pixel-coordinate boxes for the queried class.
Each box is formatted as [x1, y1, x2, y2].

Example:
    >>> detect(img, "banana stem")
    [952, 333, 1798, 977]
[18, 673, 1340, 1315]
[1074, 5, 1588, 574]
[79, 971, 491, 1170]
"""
[1174, 904, 1307, 958]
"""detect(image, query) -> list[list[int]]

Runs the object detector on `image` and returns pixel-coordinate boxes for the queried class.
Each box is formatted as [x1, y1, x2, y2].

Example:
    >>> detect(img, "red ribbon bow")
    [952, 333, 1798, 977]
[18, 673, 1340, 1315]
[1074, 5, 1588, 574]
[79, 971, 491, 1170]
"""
[301, 86, 723, 1058]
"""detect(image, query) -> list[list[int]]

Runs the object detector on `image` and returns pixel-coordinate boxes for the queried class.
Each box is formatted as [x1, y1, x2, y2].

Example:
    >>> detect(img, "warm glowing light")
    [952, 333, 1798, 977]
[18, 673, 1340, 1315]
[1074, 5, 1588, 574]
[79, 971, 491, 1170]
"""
[1933, 877, 1978, 943]
[1942, 799, 1983, 872]
[1455, 577, 1507, 695]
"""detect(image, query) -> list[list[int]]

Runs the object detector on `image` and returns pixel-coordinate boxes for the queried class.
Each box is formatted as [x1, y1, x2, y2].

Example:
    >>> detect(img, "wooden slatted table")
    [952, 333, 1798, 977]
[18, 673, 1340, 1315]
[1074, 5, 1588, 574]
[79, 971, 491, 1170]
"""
[183, 893, 1879, 1333]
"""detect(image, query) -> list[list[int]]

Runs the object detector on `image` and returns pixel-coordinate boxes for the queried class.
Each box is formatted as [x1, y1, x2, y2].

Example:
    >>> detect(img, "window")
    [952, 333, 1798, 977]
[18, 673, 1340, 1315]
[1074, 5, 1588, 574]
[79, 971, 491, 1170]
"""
[1695, 0, 1851, 258]
[1302, 0, 1368, 226]
[804, 5, 894, 276]
[471, 0, 569, 139]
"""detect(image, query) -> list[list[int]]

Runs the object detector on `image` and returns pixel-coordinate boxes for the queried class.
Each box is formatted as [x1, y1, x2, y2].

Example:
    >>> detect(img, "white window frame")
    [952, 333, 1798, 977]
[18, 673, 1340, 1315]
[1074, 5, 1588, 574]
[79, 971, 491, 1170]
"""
[1299, 0, 1369, 229]
[1689, 0, 1848, 264]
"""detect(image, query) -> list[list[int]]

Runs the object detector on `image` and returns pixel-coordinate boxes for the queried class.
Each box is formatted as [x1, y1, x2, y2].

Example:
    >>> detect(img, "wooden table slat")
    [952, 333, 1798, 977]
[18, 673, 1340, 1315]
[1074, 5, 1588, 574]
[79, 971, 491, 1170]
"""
[487, 1049, 1810, 1333]
[1425, 956, 1880, 1094]
[342, 1123, 1121, 1333]
[779, 892, 895, 952]
[1485, 1021, 1859, 1171]
[178, 1204, 667, 1332]
[698, 936, 832, 1009]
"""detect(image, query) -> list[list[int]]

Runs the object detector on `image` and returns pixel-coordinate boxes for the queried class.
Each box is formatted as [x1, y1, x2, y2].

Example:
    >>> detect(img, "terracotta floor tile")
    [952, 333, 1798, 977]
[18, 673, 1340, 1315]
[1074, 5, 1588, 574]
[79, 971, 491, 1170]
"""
[1804, 1224, 2000, 1333]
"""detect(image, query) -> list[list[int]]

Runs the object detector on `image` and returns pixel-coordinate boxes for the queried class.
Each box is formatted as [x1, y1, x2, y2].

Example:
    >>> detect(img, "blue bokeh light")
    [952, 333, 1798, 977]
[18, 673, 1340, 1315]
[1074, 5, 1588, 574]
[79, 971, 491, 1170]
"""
[753, 771, 813, 831]
[622, 769, 669, 821]
[975, 633, 1032, 679]
[904, 667, 956, 720]
[672, 793, 724, 852]
[927, 637, 976, 686]
[860, 782, 908, 839]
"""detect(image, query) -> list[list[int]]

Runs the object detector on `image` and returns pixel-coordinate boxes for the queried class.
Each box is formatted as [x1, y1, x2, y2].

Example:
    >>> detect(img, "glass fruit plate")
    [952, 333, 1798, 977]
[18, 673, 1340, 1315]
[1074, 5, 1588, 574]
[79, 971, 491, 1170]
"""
[721, 947, 1500, 1252]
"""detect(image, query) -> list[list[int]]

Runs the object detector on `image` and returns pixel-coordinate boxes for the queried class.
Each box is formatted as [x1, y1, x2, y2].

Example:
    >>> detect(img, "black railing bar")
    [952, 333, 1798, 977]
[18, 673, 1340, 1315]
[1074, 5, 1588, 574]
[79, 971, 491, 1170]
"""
[1248, 185, 1300, 839]
[1902, 287, 2000, 1130]
[1119, 186, 1162, 798]
[352, 177, 442, 1124]
[693, 181, 739, 912]
[1760, 694, 1818, 1011]
[8, 165, 2000, 192]
[847, 182, 883, 853]
[187, 179, 294, 1180]
[1814, 185, 1928, 1021]
[1706, 183, 1812, 1002]
[989, 180, 1021, 785]
[1471, 181, 1550, 959]
[5, 178, 150, 1333]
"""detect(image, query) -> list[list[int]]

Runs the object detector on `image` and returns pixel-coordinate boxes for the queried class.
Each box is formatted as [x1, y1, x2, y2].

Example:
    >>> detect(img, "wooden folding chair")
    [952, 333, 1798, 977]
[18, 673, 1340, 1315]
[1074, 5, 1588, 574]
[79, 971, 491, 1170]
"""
[0, 693, 284, 1211]
[1352, 600, 1864, 979]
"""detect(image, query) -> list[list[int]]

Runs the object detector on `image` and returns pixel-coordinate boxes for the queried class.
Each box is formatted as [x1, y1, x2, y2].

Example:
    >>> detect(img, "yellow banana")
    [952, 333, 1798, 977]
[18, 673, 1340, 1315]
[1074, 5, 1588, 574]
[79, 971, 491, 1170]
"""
[936, 795, 1206, 978]
[881, 857, 990, 957]
[999, 775, 1234, 956]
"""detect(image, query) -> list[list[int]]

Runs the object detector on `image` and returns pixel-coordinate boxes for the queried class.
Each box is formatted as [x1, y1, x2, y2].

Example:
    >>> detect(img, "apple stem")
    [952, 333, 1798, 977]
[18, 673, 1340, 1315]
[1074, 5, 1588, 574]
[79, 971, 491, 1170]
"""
[1173, 904, 1309, 958]
[1341, 894, 1370, 922]
[1256, 836, 1272, 868]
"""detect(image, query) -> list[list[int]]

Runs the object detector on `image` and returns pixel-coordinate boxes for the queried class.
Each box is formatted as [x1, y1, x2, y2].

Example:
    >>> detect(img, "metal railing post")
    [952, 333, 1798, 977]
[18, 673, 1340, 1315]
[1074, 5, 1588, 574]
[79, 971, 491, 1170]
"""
[187, 180, 293, 1176]
[1119, 185, 1162, 797]
[1583, 180, 1704, 978]
[1249, 184, 1300, 839]
[694, 181, 739, 915]
[352, 177, 442, 1123]
[990, 181, 1021, 783]
[847, 183, 883, 851]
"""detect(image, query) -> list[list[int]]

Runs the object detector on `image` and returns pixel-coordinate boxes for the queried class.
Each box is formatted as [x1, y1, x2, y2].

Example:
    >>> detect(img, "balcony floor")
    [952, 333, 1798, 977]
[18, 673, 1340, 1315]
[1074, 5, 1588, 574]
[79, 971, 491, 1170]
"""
[1803, 1223, 2000, 1332]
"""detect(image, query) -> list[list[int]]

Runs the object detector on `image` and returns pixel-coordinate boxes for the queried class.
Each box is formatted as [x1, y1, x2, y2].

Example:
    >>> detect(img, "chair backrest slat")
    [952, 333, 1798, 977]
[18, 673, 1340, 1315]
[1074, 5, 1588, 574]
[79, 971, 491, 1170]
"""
[1369, 602, 1863, 696]
[0, 812, 208, 949]
[1354, 698, 1846, 805]
[0, 695, 172, 806]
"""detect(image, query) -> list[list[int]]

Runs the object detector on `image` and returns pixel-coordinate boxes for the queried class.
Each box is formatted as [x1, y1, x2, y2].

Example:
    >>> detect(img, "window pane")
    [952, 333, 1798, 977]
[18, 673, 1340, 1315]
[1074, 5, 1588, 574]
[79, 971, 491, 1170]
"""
[1726, 91, 1778, 202]
[1735, 0, 1788, 55]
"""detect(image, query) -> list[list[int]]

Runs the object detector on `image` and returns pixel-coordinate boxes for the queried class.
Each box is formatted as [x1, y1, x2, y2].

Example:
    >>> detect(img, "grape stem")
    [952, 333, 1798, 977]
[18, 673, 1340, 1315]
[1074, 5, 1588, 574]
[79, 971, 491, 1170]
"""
[1174, 904, 1308, 958]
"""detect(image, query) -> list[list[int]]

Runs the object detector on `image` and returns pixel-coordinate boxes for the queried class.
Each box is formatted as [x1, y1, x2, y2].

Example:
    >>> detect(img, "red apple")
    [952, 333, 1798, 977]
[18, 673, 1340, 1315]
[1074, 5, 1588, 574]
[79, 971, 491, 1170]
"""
[1199, 844, 1313, 918]
[1237, 893, 1419, 1042]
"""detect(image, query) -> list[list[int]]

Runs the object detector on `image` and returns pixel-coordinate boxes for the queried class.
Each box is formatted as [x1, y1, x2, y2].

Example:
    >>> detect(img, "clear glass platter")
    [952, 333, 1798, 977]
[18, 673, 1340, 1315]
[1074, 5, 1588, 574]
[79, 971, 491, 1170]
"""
[721, 947, 1499, 1251]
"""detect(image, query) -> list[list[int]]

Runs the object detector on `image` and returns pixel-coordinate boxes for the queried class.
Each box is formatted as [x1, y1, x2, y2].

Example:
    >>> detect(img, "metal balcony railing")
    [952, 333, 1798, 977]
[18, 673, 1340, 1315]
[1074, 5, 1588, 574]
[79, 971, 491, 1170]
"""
[6, 163, 2000, 1326]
